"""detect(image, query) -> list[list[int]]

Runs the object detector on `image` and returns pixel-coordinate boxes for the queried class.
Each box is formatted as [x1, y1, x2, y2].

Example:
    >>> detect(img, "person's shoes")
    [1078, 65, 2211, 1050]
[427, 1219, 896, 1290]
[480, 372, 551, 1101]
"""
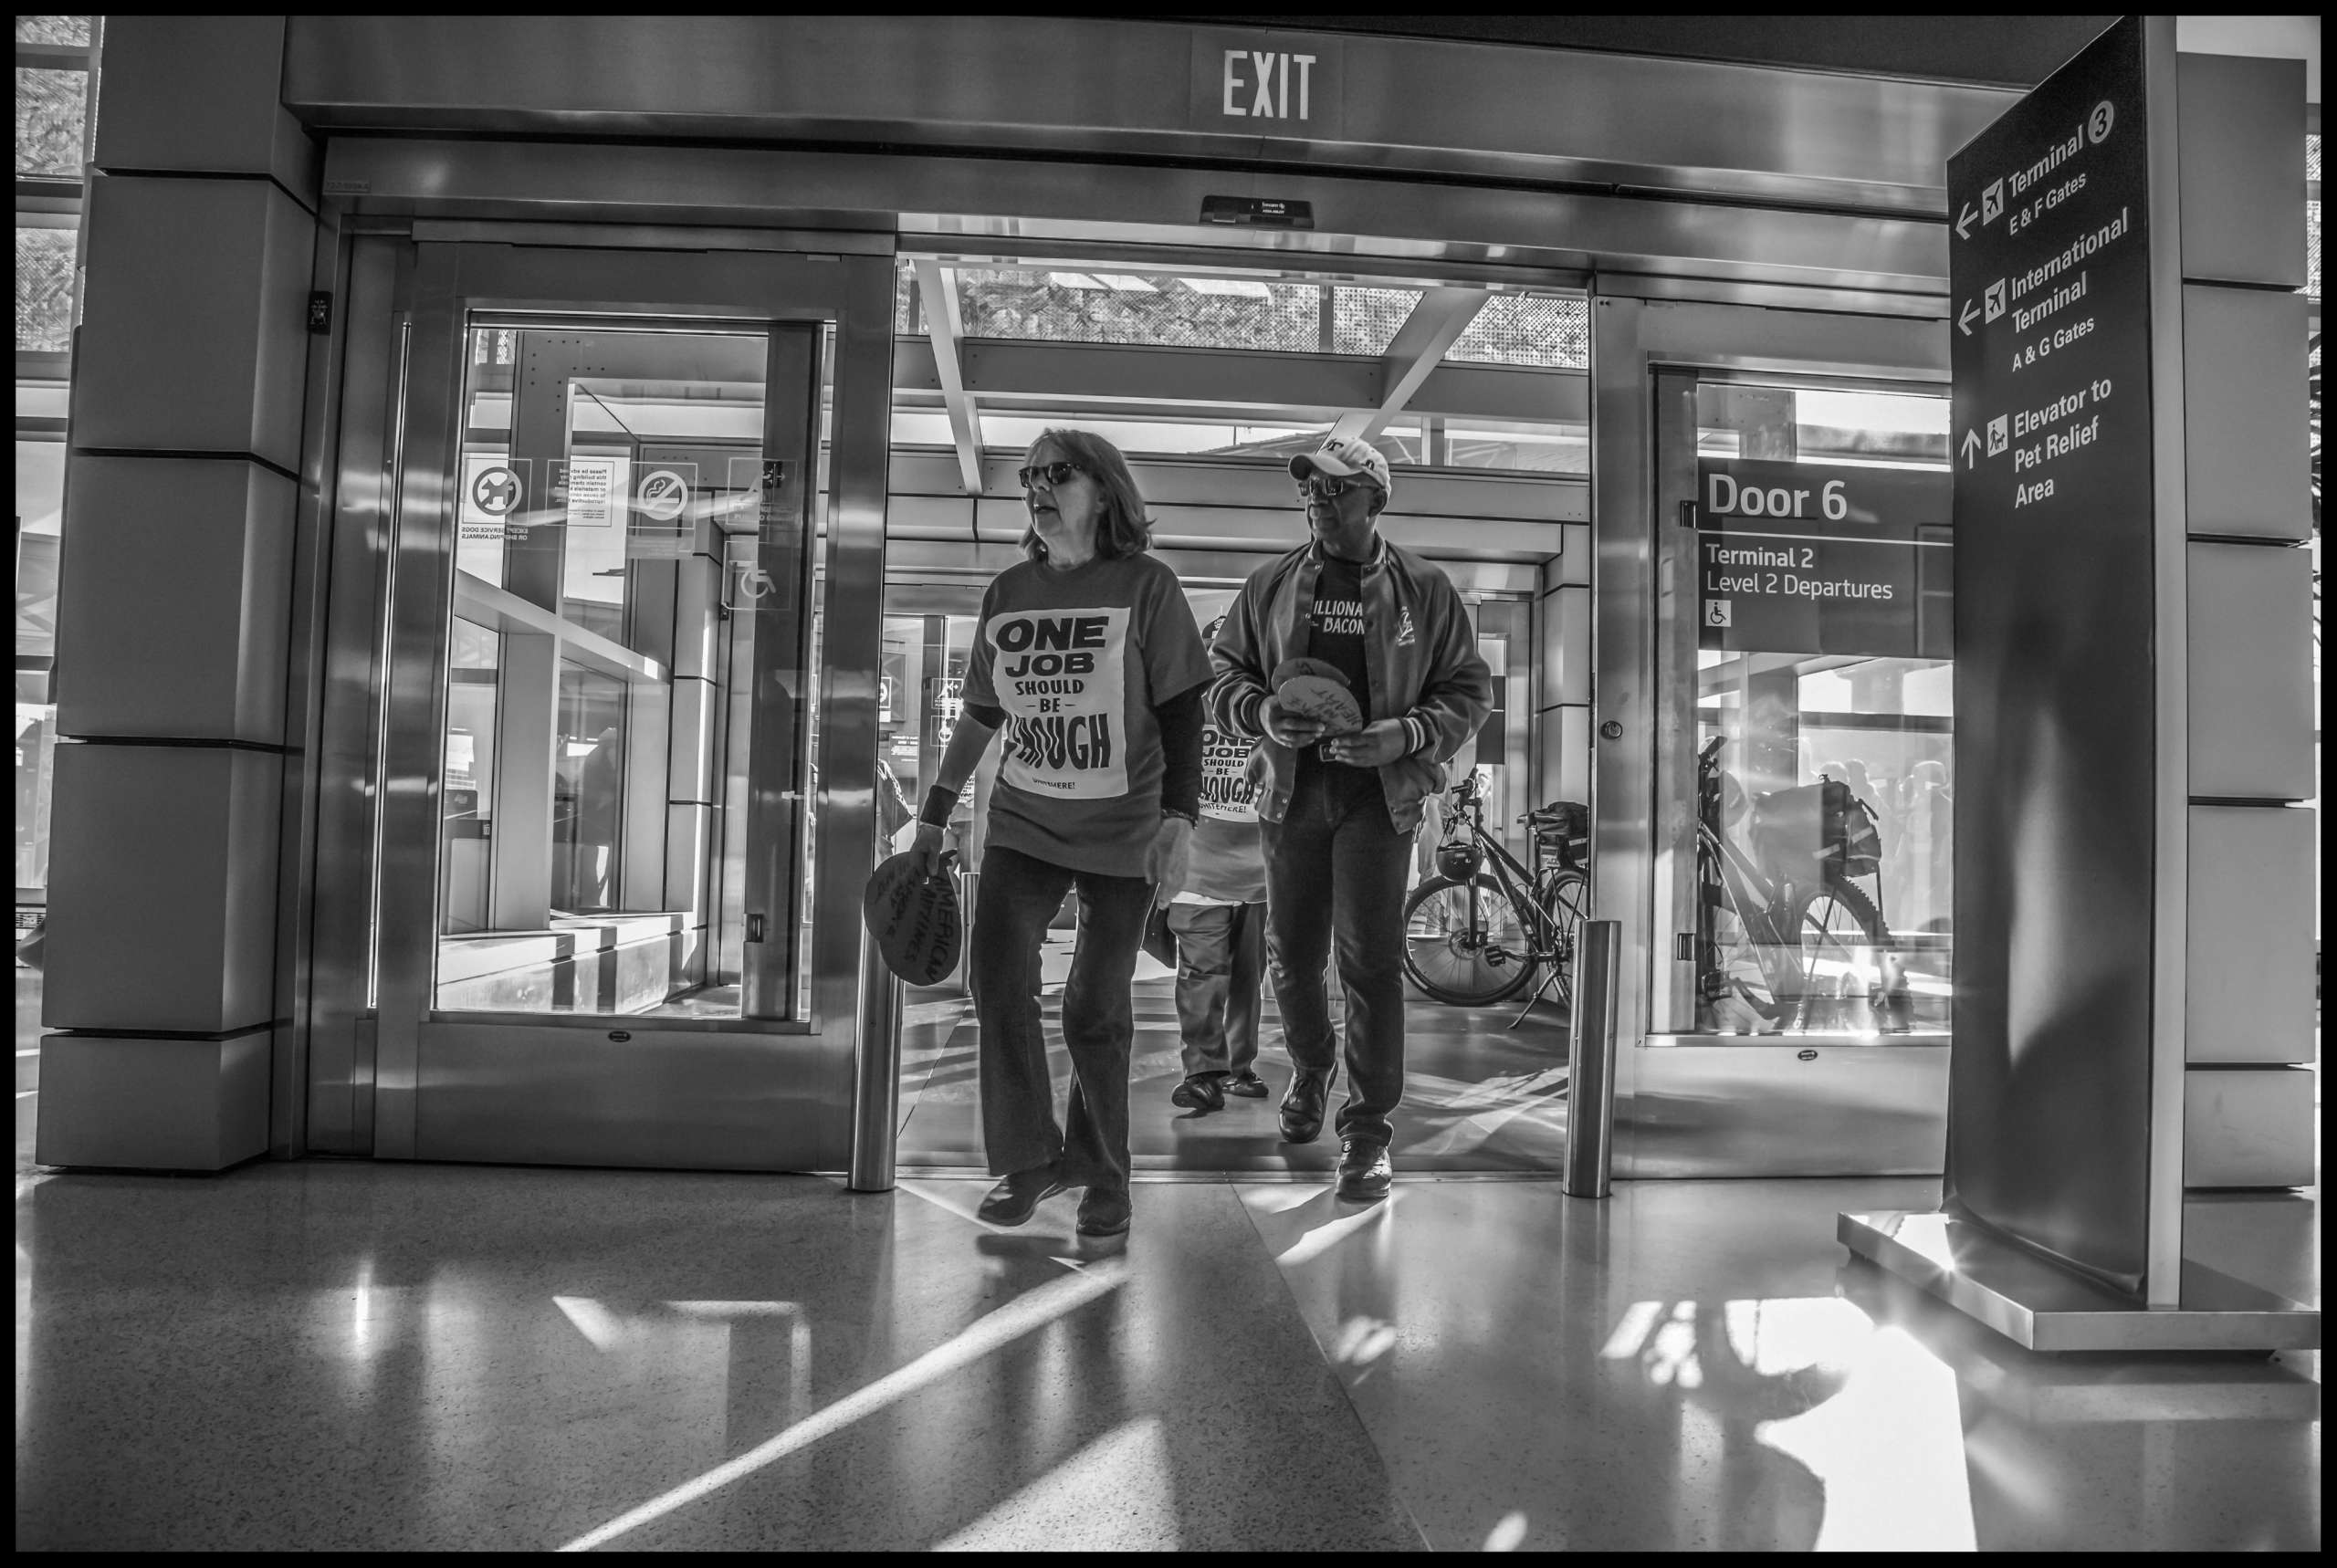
[1224, 1069, 1269, 1099]
[976, 1163, 1067, 1227]
[1170, 1072, 1227, 1113]
[1336, 1139, 1393, 1203]
[1075, 1186, 1132, 1237]
[1279, 1065, 1336, 1144]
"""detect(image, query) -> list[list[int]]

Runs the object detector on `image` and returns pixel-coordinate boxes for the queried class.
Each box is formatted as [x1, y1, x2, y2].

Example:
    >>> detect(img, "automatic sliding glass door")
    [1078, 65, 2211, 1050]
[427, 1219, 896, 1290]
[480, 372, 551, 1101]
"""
[360, 241, 895, 1173]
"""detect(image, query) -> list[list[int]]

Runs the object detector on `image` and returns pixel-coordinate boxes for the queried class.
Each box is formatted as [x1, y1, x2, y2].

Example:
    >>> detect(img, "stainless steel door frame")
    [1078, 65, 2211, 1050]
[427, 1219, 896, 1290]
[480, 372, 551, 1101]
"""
[1588, 295, 1951, 1177]
[305, 233, 411, 1155]
[360, 238, 895, 1172]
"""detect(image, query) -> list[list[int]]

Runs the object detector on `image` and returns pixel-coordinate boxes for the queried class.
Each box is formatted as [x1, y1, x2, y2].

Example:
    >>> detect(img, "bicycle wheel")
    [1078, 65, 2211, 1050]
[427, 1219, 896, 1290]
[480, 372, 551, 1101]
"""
[1402, 874, 1533, 1006]
[1787, 879, 1890, 1031]
[1537, 869, 1590, 1012]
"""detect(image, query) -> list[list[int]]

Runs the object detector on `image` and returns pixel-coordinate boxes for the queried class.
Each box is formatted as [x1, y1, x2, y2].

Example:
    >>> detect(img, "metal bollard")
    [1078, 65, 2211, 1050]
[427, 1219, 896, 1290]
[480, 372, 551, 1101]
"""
[847, 928, 904, 1193]
[1563, 919, 1621, 1198]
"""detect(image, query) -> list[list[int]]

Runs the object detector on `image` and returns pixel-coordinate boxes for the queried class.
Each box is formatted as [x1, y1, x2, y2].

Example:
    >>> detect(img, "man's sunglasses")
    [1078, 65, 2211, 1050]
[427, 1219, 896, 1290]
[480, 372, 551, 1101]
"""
[1296, 474, 1373, 499]
[1017, 460, 1084, 491]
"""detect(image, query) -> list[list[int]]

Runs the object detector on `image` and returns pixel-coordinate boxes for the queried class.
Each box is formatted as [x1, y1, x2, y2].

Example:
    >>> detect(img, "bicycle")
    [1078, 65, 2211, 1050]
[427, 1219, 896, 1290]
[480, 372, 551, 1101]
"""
[1399, 773, 1591, 1024]
[1692, 736, 1903, 1033]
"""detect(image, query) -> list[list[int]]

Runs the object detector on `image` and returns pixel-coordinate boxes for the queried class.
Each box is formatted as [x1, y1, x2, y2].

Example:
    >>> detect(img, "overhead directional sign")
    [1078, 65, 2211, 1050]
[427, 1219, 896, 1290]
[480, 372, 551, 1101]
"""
[1695, 458, 1952, 660]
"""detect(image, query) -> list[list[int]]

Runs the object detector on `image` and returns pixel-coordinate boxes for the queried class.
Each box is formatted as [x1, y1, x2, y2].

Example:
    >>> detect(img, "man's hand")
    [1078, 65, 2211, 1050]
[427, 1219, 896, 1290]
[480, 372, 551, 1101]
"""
[1146, 815, 1195, 906]
[907, 821, 950, 881]
[1321, 718, 1410, 768]
[1261, 694, 1328, 749]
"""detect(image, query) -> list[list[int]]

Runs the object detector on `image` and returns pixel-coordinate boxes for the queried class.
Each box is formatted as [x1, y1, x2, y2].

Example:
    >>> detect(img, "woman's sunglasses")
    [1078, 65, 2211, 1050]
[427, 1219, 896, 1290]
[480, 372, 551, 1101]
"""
[1017, 460, 1084, 491]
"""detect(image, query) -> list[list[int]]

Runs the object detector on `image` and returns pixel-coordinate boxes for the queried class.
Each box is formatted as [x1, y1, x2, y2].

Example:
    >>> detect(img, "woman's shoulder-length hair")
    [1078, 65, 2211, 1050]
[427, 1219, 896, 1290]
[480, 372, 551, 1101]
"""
[1021, 428, 1154, 562]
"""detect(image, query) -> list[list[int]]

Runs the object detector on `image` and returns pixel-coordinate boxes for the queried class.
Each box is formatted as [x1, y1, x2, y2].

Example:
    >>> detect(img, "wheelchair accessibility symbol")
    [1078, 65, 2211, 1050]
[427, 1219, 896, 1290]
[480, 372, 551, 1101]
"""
[1705, 600, 1732, 629]
[470, 465, 521, 517]
[722, 563, 780, 609]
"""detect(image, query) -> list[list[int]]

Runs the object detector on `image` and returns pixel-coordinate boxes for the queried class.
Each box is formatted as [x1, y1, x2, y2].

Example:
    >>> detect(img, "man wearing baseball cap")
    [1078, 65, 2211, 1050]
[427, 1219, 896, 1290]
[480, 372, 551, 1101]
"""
[1205, 434, 1492, 1201]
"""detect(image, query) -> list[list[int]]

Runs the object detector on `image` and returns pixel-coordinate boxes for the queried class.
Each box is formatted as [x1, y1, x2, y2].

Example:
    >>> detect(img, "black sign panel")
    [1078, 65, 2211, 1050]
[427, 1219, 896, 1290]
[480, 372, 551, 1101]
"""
[1695, 458, 1952, 659]
[1945, 16, 2156, 1292]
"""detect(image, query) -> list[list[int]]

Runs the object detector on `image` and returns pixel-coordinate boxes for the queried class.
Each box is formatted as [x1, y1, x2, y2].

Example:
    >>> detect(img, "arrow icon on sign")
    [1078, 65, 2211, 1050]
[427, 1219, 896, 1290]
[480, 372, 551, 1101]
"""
[1957, 299, 1980, 337]
[1954, 203, 1977, 241]
[1960, 429, 1982, 469]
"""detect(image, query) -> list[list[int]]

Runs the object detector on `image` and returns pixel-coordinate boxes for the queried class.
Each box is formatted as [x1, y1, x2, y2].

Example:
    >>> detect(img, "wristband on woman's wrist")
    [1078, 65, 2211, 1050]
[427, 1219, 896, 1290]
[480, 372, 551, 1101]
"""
[918, 785, 958, 828]
[1160, 805, 1198, 827]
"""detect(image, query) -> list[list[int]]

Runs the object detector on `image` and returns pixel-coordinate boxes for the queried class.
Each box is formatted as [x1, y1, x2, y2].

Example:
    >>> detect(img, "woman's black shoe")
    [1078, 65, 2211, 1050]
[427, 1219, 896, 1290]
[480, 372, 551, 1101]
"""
[1170, 1072, 1226, 1112]
[976, 1164, 1067, 1227]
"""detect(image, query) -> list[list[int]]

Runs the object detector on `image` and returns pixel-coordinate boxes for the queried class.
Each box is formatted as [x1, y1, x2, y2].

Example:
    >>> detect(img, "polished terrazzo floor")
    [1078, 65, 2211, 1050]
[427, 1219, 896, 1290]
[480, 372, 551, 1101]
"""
[15, 967, 2322, 1552]
[896, 943, 1575, 1175]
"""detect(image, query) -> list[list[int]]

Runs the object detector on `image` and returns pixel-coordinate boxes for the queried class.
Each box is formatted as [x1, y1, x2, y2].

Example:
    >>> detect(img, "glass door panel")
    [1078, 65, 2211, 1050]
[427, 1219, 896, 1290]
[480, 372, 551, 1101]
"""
[349, 239, 896, 1175]
[1656, 377, 1954, 1037]
[425, 319, 823, 1020]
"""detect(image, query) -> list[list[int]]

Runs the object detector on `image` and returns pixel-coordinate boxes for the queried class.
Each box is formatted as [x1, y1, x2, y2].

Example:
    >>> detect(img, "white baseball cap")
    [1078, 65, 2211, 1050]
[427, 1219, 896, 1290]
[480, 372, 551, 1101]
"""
[1289, 434, 1392, 498]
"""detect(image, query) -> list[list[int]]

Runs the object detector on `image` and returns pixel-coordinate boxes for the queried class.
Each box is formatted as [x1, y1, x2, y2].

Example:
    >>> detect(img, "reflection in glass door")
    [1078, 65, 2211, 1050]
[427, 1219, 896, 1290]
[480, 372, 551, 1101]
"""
[426, 320, 823, 1020]
[1656, 377, 1955, 1037]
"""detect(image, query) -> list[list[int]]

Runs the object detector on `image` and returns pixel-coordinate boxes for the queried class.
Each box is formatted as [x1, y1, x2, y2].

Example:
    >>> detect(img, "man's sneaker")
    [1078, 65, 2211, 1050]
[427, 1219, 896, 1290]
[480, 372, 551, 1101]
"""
[1335, 1139, 1393, 1203]
[976, 1163, 1066, 1227]
[1170, 1072, 1226, 1113]
[1076, 1186, 1132, 1237]
[1224, 1069, 1269, 1099]
[1278, 1064, 1336, 1144]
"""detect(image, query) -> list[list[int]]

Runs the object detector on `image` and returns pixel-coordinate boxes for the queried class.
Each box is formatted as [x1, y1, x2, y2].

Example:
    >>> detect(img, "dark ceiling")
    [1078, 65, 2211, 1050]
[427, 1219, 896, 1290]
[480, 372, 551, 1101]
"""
[1141, 16, 2123, 90]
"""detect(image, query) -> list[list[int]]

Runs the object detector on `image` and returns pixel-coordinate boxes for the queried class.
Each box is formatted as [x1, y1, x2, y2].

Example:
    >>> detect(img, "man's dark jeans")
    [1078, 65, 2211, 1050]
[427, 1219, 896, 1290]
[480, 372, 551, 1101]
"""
[1165, 900, 1264, 1080]
[1260, 761, 1414, 1148]
[969, 844, 1153, 1195]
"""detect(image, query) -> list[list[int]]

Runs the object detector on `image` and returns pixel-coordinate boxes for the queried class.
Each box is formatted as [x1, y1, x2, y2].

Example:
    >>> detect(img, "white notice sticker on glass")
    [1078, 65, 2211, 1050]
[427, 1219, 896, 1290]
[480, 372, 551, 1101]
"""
[627, 463, 697, 559]
[563, 455, 625, 531]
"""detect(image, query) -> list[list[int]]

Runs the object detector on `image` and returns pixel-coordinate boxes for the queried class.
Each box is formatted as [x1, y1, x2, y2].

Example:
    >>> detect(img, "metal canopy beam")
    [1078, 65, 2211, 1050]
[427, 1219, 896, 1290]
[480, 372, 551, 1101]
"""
[912, 259, 983, 497]
[1333, 286, 1492, 445]
[892, 338, 1589, 426]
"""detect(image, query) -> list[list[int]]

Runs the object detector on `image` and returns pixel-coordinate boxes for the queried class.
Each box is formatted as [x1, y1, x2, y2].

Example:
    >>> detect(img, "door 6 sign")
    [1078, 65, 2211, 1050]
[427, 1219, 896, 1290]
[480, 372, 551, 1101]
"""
[1695, 458, 1952, 660]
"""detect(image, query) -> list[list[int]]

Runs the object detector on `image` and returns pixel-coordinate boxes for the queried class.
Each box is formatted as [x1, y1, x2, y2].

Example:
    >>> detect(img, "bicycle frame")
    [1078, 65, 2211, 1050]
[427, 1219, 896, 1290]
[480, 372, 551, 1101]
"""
[1446, 788, 1574, 965]
[1694, 739, 1834, 1013]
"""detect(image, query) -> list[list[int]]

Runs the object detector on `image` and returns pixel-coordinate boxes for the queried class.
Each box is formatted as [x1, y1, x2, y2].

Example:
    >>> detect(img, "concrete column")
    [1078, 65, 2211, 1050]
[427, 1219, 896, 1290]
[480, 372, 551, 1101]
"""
[2167, 54, 2317, 1201]
[37, 17, 320, 1171]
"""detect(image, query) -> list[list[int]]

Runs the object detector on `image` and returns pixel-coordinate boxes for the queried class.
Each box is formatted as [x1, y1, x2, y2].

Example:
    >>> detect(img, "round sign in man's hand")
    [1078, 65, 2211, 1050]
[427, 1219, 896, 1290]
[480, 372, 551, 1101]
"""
[1269, 659, 1361, 737]
[1273, 675, 1362, 736]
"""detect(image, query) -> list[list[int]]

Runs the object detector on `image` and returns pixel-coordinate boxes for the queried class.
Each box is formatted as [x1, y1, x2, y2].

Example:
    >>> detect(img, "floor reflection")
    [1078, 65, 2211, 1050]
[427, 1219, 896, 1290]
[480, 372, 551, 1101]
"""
[14, 959, 2321, 1552]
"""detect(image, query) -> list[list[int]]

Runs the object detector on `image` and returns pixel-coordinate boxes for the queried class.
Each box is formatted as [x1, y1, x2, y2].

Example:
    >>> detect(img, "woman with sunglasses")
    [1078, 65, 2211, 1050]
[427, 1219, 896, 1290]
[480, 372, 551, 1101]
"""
[907, 429, 1211, 1239]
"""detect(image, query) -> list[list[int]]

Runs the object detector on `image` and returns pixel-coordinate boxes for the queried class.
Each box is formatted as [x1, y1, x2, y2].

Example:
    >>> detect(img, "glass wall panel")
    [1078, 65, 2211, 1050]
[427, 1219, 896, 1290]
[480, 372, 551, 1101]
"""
[439, 618, 499, 936]
[11, 66, 84, 175]
[14, 17, 92, 47]
[14, 225, 75, 350]
[551, 662, 625, 913]
[1445, 293, 1589, 369]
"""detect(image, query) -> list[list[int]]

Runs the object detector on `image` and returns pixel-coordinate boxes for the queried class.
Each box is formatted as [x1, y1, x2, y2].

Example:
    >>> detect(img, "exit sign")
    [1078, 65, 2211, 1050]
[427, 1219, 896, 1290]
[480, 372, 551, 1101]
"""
[1188, 32, 1345, 139]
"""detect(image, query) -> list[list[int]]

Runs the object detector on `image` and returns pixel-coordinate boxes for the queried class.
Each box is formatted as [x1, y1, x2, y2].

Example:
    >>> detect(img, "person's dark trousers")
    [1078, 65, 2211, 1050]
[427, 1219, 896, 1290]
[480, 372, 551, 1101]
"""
[1165, 900, 1265, 1079]
[1260, 763, 1414, 1148]
[969, 844, 1154, 1195]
